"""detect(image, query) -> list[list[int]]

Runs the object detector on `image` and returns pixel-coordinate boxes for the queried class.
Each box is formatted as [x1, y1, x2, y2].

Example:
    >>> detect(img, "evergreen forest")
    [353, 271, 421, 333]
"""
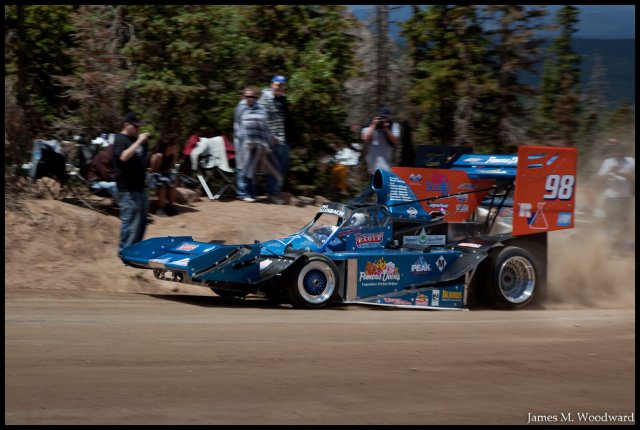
[5, 5, 635, 195]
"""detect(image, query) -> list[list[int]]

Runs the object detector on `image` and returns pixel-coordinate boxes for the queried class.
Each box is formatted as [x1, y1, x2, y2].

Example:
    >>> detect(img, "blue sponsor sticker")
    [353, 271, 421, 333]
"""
[557, 212, 572, 226]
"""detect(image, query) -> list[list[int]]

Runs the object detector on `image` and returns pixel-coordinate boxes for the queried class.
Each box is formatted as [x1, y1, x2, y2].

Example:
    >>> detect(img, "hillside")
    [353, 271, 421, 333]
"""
[518, 39, 635, 107]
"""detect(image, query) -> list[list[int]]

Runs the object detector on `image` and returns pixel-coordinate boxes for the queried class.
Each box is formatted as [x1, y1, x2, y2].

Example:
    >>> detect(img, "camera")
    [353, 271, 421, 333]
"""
[375, 117, 386, 129]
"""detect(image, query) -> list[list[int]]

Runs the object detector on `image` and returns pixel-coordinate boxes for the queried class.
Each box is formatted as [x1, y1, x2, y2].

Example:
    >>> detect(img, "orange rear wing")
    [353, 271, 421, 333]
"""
[513, 146, 578, 236]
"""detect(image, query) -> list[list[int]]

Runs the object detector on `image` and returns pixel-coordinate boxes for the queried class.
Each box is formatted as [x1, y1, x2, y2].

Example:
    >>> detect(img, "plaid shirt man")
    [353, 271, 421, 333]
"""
[258, 86, 287, 145]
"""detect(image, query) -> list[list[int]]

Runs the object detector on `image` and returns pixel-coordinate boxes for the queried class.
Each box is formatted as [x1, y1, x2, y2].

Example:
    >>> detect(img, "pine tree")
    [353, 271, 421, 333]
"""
[482, 5, 548, 151]
[533, 6, 581, 146]
[402, 5, 470, 146]
[5, 5, 76, 138]
[53, 5, 131, 138]
[553, 6, 582, 146]
[578, 53, 609, 153]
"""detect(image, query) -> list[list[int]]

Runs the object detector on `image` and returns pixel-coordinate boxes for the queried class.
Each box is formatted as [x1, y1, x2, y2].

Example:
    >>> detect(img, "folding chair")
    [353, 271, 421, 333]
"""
[196, 136, 237, 200]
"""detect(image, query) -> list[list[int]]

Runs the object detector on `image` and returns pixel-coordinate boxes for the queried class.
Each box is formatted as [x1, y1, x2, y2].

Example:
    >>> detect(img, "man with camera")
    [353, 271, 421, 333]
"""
[361, 106, 400, 174]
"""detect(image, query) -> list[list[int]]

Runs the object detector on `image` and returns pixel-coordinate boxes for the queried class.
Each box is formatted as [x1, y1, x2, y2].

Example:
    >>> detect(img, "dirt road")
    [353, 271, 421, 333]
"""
[4, 196, 635, 425]
[5, 288, 635, 425]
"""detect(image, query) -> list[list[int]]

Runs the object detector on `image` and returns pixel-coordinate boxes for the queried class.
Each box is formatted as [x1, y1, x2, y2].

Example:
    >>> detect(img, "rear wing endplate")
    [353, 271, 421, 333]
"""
[512, 146, 578, 236]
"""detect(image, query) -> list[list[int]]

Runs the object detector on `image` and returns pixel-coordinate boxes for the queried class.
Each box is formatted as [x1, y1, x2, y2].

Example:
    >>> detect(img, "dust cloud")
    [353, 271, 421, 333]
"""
[545, 137, 635, 310]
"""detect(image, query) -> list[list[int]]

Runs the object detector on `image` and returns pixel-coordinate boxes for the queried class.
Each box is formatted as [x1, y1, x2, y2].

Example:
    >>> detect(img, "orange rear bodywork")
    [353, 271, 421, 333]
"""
[513, 146, 578, 236]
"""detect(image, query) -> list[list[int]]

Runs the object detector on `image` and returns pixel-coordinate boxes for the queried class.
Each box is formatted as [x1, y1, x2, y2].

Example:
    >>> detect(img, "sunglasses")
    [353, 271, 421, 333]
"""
[245, 95, 256, 99]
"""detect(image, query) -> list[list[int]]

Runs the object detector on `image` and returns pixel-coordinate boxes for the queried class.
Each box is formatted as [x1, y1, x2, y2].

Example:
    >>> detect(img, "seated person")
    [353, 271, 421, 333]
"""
[148, 134, 180, 216]
[86, 141, 117, 198]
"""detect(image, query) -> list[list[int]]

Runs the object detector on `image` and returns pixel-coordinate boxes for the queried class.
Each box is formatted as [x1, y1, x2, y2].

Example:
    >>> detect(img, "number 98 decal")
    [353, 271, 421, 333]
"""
[543, 174, 575, 200]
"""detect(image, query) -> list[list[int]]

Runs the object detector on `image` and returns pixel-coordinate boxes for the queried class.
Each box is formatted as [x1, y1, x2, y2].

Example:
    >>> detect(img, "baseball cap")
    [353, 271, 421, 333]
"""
[123, 112, 146, 126]
[376, 106, 391, 118]
[271, 75, 286, 84]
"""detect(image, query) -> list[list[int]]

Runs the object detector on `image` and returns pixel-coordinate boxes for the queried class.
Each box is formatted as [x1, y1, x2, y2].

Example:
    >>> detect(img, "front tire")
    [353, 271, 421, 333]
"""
[486, 246, 538, 309]
[285, 253, 339, 309]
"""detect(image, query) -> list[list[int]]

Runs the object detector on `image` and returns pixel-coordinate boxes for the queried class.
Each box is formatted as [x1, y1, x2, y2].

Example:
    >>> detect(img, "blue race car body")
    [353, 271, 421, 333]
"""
[121, 145, 578, 310]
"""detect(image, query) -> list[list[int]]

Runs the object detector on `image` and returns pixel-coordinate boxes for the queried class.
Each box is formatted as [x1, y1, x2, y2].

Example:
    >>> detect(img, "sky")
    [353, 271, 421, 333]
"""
[347, 5, 636, 39]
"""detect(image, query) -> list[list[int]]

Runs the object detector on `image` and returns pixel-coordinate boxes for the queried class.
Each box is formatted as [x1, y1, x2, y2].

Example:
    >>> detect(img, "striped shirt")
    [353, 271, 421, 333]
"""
[258, 88, 287, 145]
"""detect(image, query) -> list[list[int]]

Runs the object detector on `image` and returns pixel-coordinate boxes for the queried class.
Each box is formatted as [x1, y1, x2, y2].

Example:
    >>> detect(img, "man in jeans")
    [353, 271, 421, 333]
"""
[113, 112, 151, 255]
[233, 90, 252, 201]
[258, 74, 290, 204]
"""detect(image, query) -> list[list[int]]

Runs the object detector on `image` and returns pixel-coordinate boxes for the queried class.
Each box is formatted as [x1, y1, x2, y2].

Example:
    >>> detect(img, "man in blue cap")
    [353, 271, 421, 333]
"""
[258, 74, 290, 204]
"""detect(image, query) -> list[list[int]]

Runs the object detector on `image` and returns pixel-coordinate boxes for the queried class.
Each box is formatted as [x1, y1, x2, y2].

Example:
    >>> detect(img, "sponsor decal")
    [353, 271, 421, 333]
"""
[404, 230, 446, 247]
[435, 255, 447, 272]
[485, 156, 518, 165]
[458, 183, 477, 190]
[406, 207, 418, 218]
[403, 228, 428, 245]
[483, 169, 510, 174]
[380, 297, 412, 305]
[442, 290, 463, 300]
[408, 173, 423, 183]
[426, 235, 446, 245]
[359, 257, 401, 284]
[455, 194, 468, 203]
[432, 289, 440, 306]
[355, 232, 384, 248]
[464, 157, 483, 163]
[557, 212, 572, 226]
[415, 293, 429, 306]
[458, 242, 482, 248]
[456, 203, 469, 212]
[411, 256, 432, 275]
[520, 202, 548, 229]
[519, 202, 532, 218]
[319, 204, 345, 218]
[425, 173, 451, 195]
[427, 202, 449, 209]
[176, 243, 199, 251]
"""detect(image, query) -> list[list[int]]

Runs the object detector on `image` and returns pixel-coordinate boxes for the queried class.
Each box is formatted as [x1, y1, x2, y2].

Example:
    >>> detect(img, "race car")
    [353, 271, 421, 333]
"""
[120, 145, 577, 310]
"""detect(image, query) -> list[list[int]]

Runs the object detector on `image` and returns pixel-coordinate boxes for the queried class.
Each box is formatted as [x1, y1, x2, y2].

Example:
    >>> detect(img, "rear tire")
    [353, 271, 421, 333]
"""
[486, 246, 538, 309]
[285, 253, 339, 309]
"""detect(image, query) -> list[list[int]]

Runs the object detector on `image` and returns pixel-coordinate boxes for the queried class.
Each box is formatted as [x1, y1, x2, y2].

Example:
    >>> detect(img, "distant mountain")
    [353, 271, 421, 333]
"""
[349, 5, 636, 40]
[349, 6, 635, 106]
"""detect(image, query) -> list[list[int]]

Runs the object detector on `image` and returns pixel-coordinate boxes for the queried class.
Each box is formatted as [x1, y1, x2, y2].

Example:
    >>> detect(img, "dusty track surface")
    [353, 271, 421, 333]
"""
[4, 194, 636, 425]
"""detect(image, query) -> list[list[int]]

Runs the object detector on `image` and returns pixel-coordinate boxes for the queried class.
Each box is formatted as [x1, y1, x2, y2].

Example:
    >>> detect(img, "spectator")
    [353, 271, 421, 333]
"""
[86, 139, 117, 198]
[331, 142, 360, 197]
[233, 90, 251, 201]
[181, 128, 201, 176]
[361, 106, 400, 174]
[596, 139, 635, 252]
[258, 74, 290, 204]
[149, 134, 180, 217]
[113, 112, 151, 255]
[237, 86, 281, 202]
